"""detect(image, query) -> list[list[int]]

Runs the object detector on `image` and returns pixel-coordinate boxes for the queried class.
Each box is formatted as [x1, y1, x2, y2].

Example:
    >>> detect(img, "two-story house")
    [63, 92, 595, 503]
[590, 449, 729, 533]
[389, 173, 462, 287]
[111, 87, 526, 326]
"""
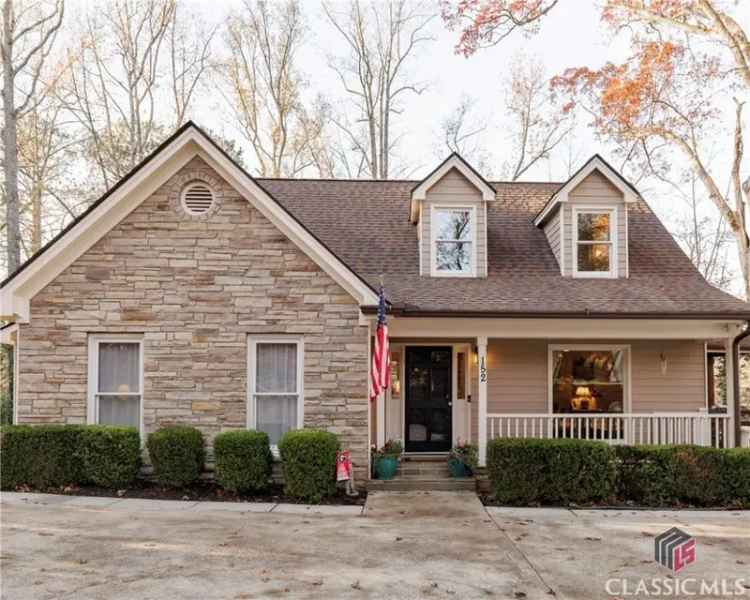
[1, 122, 748, 483]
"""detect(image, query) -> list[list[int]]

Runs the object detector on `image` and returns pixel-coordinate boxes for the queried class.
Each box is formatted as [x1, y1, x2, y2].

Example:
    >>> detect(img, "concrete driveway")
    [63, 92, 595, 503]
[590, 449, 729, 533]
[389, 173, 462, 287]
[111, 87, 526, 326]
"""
[1, 492, 748, 600]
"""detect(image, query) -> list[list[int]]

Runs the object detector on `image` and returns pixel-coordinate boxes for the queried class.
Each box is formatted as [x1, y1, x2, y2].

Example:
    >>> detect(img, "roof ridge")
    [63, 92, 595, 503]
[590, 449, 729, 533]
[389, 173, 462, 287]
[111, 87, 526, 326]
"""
[256, 177, 565, 185]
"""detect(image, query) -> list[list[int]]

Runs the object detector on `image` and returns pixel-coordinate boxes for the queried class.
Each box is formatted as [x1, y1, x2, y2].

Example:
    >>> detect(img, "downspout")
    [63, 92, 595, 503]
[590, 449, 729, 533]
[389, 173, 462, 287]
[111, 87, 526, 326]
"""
[732, 320, 750, 447]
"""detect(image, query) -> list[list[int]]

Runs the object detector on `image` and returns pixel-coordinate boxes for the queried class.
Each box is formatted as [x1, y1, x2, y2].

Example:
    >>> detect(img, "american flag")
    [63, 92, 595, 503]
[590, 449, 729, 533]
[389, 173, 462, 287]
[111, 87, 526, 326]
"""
[370, 286, 390, 401]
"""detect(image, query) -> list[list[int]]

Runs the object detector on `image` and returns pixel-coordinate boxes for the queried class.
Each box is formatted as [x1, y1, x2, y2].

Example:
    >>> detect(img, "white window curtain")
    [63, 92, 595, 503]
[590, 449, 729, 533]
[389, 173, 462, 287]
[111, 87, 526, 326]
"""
[254, 342, 299, 445]
[96, 342, 141, 429]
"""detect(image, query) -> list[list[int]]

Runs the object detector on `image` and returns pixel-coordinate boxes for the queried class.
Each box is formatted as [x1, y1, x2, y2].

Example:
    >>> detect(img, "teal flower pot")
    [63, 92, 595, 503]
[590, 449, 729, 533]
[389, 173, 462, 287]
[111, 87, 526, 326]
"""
[448, 458, 470, 478]
[375, 456, 398, 480]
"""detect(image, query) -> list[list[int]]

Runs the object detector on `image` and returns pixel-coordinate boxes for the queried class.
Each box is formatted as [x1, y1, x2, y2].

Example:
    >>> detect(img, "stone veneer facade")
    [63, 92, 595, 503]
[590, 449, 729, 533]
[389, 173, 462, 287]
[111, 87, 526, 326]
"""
[17, 157, 370, 479]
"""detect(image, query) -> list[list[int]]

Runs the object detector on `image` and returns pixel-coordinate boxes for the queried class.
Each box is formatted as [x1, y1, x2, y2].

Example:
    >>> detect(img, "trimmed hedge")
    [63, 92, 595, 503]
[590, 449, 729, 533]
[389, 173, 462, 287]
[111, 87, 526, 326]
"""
[147, 426, 205, 487]
[486, 440, 750, 507]
[724, 448, 750, 506]
[1, 425, 85, 489]
[214, 430, 272, 493]
[0, 424, 140, 490]
[615, 445, 750, 507]
[79, 426, 141, 489]
[278, 429, 339, 503]
[486, 438, 616, 505]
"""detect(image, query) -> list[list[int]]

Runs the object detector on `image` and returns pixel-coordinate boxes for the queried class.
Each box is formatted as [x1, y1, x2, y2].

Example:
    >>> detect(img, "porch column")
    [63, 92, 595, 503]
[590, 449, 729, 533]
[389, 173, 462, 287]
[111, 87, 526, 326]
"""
[725, 335, 736, 448]
[478, 335, 488, 467]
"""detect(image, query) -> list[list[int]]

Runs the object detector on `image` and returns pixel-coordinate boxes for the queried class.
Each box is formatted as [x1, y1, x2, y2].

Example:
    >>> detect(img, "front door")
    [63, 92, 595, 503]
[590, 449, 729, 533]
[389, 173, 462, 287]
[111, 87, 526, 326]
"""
[405, 347, 452, 452]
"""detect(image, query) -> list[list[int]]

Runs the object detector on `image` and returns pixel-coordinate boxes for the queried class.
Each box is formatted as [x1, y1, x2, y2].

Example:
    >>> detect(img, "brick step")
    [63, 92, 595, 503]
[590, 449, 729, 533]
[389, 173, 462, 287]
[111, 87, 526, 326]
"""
[402, 454, 448, 463]
[398, 473, 451, 481]
[398, 464, 450, 475]
[398, 471, 451, 480]
[367, 478, 475, 492]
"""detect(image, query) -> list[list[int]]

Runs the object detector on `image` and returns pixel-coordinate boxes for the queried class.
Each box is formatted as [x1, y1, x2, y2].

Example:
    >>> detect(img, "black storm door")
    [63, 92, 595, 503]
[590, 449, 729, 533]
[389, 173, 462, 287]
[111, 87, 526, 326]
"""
[405, 347, 452, 452]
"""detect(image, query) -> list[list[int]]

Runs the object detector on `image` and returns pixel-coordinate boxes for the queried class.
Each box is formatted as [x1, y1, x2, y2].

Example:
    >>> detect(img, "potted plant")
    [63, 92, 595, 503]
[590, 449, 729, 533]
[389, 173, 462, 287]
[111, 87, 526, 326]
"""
[372, 439, 402, 480]
[448, 440, 478, 478]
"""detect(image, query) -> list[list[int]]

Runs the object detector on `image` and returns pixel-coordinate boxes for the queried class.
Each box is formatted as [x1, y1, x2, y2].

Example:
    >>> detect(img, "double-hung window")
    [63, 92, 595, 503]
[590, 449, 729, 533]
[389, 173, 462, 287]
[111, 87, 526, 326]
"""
[248, 337, 304, 446]
[433, 207, 474, 276]
[88, 335, 143, 431]
[574, 209, 616, 277]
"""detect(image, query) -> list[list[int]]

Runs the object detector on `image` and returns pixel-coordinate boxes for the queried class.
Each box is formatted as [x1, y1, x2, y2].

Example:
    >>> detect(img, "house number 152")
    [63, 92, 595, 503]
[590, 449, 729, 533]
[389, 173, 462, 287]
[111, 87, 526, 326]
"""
[480, 357, 487, 383]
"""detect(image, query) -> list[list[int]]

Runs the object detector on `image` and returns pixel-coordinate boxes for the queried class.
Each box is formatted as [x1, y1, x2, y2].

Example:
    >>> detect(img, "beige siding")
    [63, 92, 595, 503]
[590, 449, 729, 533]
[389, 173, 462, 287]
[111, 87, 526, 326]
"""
[487, 340, 548, 414]
[543, 210, 561, 268]
[630, 340, 705, 411]
[484, 339, 705, 414]
[419, 168, 487, 277]
[562, 170, 628, 277]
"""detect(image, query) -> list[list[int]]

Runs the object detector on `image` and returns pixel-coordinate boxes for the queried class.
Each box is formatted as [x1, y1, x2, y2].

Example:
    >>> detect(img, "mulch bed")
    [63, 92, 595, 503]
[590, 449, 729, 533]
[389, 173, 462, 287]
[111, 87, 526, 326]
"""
[14, 480, 367, 506]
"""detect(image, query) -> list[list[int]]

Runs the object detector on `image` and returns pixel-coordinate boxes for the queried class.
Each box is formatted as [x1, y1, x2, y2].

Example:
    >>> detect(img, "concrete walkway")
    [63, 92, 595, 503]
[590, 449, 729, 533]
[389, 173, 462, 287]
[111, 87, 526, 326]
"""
[1, 491, 748, 599]
[1, 491, 364, 516]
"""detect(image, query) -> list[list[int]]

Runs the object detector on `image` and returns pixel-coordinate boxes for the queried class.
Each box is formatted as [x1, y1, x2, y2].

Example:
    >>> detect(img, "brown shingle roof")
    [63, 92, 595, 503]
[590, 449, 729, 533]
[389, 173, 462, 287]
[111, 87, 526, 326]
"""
[257, 177, 750, 317]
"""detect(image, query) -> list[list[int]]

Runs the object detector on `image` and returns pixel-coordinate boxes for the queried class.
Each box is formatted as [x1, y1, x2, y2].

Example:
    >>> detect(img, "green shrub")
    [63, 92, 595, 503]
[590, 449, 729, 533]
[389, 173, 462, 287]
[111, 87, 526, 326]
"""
[616, 445, 750, 507]
[614, 445, 678, 506]
[147, 426, 205, 487]
[278, 429, 339, 503]
[670, 446, 728, 505]
[79, 426, 141, 489]
[486, 438, 616, 505]
[0, 424, 85, 490]
[0, 392, 12, 426]
[214, 430, 272, 493]
[723, 448, 750, 507]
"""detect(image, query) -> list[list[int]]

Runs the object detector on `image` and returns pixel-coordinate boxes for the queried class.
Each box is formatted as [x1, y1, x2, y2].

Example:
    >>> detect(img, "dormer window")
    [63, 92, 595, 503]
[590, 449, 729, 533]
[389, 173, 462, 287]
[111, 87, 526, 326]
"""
[432, 207, 475, 276]
[574, 208, 616, 277]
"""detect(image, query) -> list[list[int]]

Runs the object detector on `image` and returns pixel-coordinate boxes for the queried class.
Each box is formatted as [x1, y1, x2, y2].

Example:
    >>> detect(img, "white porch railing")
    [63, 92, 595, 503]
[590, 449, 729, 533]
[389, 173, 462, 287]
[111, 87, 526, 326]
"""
[486, 413, 732, 449]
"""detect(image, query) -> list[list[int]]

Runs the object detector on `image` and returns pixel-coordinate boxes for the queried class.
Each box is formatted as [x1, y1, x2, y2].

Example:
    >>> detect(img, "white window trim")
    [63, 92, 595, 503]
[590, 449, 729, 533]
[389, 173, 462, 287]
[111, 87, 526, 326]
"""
[430, 204, 477, 278]
[246, 336, 305, 445]
[87, 334, 144, 433]
[547, 344, 631, 414]
[572, 206, 618, 279]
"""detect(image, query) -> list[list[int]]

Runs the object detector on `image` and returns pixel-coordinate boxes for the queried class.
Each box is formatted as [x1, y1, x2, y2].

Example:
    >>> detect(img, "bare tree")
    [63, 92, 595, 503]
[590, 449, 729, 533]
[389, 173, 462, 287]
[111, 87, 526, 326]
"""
[668, 170, 735, 291]
[437, 95, 493, 176]
[218, 0, 319, 178]
[61, 0, 177, 190]
[17, 95, 83, 255]
[1, 0, 64, 273]
[169, 2, 216, 128]
[500, 55, 573, 181]
[324, 0, 435, 179]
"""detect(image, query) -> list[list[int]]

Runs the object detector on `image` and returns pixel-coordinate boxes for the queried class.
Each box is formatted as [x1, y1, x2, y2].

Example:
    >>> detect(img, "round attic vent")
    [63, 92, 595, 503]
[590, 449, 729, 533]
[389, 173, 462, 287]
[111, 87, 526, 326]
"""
[181, 181, 215, 215]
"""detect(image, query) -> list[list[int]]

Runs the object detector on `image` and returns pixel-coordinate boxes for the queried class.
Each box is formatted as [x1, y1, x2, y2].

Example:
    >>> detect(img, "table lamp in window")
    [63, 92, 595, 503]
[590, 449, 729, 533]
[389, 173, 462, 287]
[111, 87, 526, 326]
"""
[571, 386, 596, 411]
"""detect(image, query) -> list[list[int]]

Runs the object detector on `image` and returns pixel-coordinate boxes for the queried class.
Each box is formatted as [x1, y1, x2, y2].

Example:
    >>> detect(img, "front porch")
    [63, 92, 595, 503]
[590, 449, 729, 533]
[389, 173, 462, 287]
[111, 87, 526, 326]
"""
[369, 316, 744, 472]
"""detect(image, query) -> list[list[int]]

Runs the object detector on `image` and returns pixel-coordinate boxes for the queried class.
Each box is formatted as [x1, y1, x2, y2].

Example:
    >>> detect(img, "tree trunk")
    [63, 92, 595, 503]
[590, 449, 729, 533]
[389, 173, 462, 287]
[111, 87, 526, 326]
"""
[31, 184, 42, 254]
[2, 0, 20, 274]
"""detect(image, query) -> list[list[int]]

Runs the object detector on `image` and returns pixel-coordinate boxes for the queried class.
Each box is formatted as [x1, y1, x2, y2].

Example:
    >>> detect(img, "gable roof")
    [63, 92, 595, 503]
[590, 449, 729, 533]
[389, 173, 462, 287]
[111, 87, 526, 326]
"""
[534, 154, 640, 226]
[256, 177, 750, 319]
[2, 125, 747, 322]
[0, 122, 379, 321]
[409, 153, 495, 223]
